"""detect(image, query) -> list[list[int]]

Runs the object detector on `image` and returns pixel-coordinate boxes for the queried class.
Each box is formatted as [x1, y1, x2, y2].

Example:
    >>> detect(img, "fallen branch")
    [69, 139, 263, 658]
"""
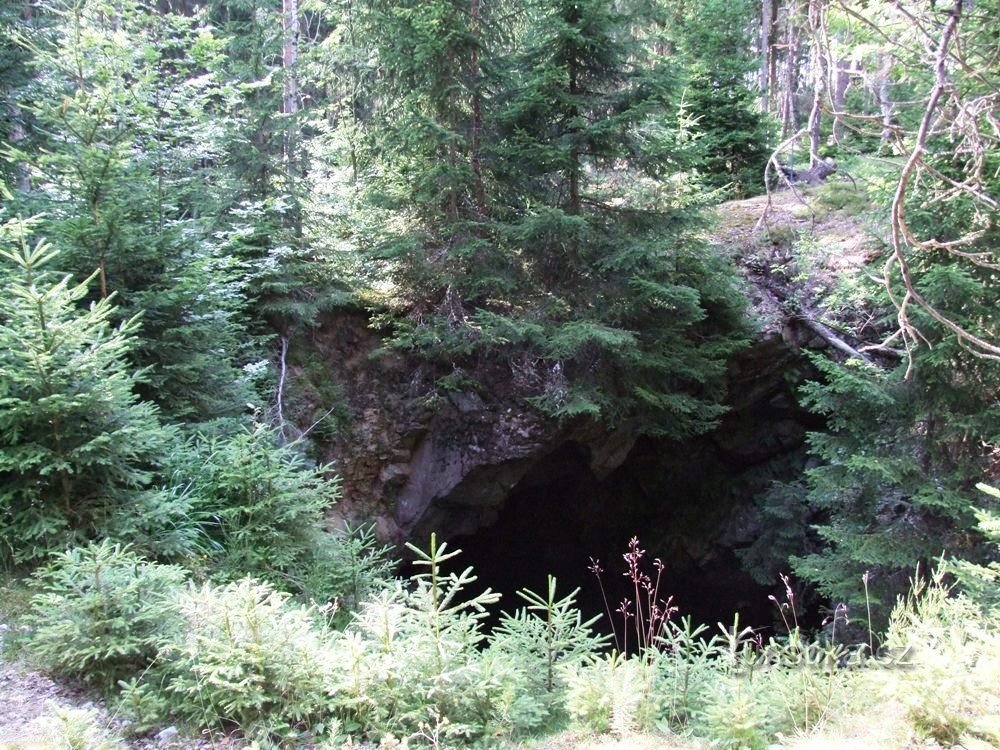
[797, 316, 874, 364]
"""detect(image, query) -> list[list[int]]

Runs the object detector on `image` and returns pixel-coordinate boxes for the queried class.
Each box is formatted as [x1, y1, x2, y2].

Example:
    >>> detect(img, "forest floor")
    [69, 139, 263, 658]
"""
[0, 647, 218, 750]
[709, 181, 883, 338]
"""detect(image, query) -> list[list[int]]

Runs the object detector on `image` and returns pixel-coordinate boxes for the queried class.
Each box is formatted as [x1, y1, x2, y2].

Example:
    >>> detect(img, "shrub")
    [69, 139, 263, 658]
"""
[880, 569, 1000, 746]
[696, 683, 770, 750]
[154, 578, 341, 743]
[654, 616, 723, 728]
[303, 523, 397, 620]
[0, 232, 174, 567]
[485, 576, 607, 733]
[7, 705, 126, 750]
[165, 423, 342, 598]
[752, 634, 856, 739]
[338, 536, 502, 742]
[25, 541, 186, 691]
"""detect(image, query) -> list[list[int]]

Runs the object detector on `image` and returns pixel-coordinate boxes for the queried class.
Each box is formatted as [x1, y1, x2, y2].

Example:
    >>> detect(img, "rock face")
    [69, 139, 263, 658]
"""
[313, 201, 860, 541]
[311, 314, 652, 544]
[307, 311, 812, 558]
[305, 313, 552, 542]
[291, 191, 877, 622]
[302, 220, 836, 558]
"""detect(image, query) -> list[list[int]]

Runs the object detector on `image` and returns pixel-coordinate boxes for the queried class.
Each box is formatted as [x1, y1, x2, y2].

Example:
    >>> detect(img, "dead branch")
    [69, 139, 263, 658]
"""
[798, 316, 874, 363]
[756, 128, 812, 233]
[885, 0, 1000, 376]
[276, 335, 289, 442]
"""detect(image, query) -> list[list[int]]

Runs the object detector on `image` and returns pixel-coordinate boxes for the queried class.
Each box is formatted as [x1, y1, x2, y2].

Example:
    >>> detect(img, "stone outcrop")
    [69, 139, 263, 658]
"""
[285, 190, 878, 624]
[298, 191, 878, 558]
[311, 314, 653, 543]
[304, 306, 811, 558]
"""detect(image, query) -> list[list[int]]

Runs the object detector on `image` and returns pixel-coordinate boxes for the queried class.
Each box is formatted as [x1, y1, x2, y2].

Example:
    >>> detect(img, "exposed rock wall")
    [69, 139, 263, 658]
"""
[294, 191, 879, 554]
[304, 310, 812, 552]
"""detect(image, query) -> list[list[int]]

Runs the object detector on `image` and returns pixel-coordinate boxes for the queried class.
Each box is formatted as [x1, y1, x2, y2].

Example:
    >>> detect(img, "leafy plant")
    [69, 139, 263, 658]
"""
[307, 523, 397, 619]
[950, 483, 1000, 615]
[6, 1, 259, 425]
[790, 349, 994, 623]
[654, 616, 722, 728]
[25, 541, 186, 691]
[696, 684, 770, 750]
[563, 651, 648, 736]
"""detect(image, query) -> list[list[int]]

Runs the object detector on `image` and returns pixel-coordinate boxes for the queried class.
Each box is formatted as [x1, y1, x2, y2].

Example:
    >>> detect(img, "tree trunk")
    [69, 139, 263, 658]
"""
[8, 104, 30, 192]
[807, 0, 827, 167]
[877, 55, 894, 144]
[282, 0, 301, 233]
[567, 8, 581, 216]
[282, 0, 299, 117]
[9, 0, 34, 191]
[780, 0, 801, 139]
[469, 0, 487, 217]
[759, 0, 777, 112]
[831, 56, 852, 143]
[282, 0, 299, 180]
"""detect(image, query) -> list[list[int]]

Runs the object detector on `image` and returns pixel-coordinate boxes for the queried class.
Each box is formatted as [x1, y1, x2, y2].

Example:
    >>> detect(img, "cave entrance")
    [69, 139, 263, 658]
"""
[450, 438, 781, 636]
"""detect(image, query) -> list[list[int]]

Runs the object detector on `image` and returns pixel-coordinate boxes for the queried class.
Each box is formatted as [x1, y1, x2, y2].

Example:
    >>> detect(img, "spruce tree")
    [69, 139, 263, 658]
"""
[785, 0, 1000, 614]
[0, 220, 171, 566]
[489, 0, 748, 433]
[354, 0, 497, 299]
[352, 0, 748, 437]
[659, 0, 771, 196]
[5, 0, 258, 423]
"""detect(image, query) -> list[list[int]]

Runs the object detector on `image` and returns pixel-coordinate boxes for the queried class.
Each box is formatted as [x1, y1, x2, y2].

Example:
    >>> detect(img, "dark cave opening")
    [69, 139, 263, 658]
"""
[450, 440, 784, 637]
[432, 337, 831, 639]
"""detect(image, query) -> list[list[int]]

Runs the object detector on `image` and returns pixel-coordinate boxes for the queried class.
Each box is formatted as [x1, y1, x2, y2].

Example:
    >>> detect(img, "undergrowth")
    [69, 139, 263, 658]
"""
[4, 522, 998, 749]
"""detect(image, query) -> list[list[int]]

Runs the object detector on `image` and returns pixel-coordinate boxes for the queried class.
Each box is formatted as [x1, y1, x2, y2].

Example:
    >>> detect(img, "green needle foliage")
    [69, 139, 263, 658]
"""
[0, 222, 173, 567]
[6, 0, 261, 424]
[355, 0, 749, 438]
[158, 578, 341, 743]
[25, 541, 187, 692]
[338, 535, 504, 741]
[486, 575, 608, 733]
[660, 0, 771, 196]
[164, 422, 343, 598]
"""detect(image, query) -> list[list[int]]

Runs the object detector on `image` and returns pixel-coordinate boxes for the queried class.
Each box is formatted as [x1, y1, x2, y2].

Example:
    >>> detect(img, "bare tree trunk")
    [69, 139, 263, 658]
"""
[8, 105, 30, 191]
[567, 4, 581, 217]
[780, 0, 802, 139]
[282, 0, 299, 117]
[759, 0, 777, 112]
[877, 55, 894, 144]
[807, 0, 827, 166]
[282, 0, 301, 233]
[469, 0, 487, 217]
[282, 0, 299, 180]
[831, 56, 852, 143]
[8, 0, 33, 191]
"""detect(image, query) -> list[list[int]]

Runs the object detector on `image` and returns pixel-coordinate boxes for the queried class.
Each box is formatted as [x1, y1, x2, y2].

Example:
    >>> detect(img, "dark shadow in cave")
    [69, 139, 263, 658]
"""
[451, 440, 781, 639]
